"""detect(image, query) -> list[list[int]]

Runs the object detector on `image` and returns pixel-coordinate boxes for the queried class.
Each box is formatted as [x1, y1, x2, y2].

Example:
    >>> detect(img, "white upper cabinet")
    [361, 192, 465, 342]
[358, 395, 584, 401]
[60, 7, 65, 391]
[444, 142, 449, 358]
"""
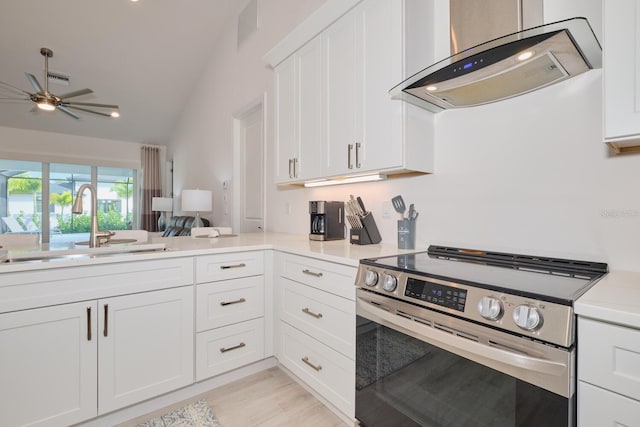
[267, 0, 439, 184]
[603, 0, 640, 153]
[274, 36, 324, 183]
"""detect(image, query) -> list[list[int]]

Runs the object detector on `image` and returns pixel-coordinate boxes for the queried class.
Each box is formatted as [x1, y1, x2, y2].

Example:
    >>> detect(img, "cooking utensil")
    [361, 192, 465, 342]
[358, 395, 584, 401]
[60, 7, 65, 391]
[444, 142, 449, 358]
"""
[391, 195, 406, 219]
[408, 203, 415, 221]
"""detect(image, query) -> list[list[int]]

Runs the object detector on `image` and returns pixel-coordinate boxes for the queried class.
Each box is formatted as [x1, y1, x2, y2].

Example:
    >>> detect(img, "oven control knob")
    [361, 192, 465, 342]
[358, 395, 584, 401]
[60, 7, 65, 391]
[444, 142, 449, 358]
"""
[382, 274, 398, 292]
[512, 305, 542, 331]
[477, 296, 503, 321]
[364, 270, 379, 287]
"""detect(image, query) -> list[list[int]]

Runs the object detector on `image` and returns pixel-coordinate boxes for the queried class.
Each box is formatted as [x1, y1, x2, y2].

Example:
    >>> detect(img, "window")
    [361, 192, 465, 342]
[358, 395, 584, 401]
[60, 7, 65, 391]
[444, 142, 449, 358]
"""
[1, 159, 137, 245]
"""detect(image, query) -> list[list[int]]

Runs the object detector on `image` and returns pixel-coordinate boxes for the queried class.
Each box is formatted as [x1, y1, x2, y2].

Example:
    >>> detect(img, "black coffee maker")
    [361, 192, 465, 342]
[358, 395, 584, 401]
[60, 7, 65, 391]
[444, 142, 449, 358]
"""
[309, 201, 344, 241]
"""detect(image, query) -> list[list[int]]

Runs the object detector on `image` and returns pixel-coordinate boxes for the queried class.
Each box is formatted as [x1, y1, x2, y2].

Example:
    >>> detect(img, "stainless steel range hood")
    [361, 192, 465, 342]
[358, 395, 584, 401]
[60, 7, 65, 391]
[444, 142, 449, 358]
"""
[390, 0, 602, 113]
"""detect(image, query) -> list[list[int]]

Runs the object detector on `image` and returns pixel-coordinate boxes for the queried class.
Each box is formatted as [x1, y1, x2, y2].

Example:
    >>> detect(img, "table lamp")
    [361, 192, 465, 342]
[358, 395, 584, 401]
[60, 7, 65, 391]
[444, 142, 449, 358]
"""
[151, 197, 173, 231]
[181, 189, 212, 228]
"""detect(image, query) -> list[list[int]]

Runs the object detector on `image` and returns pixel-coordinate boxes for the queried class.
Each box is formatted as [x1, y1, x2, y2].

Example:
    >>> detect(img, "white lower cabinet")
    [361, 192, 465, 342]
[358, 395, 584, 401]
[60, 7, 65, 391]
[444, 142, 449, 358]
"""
[98, 286, 194, 414]
[0, 285, 194, 426]
[276, 252, 356, 418]
[194, 253, 266, 382]
[0, 302, 98, 427]
[196, 317, 265, 380]
[578, 317, 640, 426]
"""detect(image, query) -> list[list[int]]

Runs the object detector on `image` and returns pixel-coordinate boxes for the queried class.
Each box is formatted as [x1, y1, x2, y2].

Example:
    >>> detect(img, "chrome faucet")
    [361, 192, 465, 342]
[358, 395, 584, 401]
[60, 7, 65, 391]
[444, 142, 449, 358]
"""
[72, 184, 113, 248]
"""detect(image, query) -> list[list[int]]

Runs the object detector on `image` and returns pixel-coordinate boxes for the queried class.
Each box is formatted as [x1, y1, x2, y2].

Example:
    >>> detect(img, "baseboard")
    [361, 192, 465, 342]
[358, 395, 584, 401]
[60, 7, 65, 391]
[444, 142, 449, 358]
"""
[77, 357, 278, 427]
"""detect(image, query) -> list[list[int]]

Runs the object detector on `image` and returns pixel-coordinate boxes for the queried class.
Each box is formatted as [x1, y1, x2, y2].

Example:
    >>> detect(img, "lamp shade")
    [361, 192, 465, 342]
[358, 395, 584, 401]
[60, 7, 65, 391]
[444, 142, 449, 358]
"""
[151, 197, 173, 212]
[181, 189, 212, 212]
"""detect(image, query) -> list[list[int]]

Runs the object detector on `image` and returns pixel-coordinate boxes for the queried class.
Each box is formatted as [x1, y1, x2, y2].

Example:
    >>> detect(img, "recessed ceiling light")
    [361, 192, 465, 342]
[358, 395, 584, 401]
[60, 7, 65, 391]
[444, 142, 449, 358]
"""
[111, 111, 120, 118]
[517, 50, 534, 61]
[425, 85, 438, 92]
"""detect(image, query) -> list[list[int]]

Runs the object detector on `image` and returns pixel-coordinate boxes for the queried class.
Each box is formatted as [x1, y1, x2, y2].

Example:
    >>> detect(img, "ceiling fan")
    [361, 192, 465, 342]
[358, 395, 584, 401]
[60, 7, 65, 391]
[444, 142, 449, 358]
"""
[0, 47, 120, 119]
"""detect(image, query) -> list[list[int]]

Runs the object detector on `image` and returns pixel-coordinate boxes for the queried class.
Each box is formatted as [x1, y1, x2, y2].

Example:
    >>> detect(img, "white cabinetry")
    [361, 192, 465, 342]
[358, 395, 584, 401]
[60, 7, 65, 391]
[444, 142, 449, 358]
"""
[0, 302, 98, 427]
[0, 258, 195, 426]
[268, 0, 437, 184]
[195, 251, 266, 381]
[578, 317, 640, 426]
[274, 36, 323, 183]
[276, 252, 357, 418]
[98, 286, 194, 414]
[603, 0, 640, 153]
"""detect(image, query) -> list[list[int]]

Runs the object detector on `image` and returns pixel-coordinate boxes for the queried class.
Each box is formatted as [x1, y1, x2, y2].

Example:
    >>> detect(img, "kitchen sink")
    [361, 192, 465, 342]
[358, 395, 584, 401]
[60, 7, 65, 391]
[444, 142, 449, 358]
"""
[2, 243, 167, 264]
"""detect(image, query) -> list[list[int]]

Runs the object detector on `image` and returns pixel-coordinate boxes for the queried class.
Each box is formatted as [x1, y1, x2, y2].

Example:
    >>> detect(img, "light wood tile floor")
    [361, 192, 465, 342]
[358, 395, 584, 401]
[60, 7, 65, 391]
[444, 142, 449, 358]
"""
[118, 367, 348, 427]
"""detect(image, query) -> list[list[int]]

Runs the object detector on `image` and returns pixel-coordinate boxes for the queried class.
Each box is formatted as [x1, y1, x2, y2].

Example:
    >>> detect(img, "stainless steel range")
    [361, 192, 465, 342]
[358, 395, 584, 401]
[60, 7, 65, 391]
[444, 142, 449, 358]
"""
[354, 245, 607, 427]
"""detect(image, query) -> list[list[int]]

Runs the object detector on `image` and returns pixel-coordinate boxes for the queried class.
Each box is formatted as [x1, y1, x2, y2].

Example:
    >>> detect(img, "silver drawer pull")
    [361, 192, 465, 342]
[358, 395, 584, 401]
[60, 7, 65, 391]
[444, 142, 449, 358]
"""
[302, 269, 323, 277]
[220, 297, 246, 306]
[302, 307, 323, 319]
[220, 263, 247, 270]
[302, 356, 322, 372]
[220, 342, 246, 353]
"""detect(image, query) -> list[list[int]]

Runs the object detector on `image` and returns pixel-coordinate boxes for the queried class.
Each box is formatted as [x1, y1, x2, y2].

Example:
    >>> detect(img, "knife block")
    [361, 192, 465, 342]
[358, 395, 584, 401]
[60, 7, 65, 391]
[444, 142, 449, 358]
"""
[350, 212, 382, 245]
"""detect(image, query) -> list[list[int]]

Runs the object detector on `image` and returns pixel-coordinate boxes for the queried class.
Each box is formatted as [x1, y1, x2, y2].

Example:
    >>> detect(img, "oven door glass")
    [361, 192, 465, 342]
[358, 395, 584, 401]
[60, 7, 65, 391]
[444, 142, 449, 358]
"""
[356, 315, 574, 427]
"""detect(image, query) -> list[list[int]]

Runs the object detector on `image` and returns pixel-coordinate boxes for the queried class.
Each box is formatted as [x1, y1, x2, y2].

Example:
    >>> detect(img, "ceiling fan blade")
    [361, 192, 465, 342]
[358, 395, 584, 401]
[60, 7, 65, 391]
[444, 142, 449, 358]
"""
[25, 73, 44, 93]
[58, 88, 93, 99]
[57, 105, 80, 119]
[64, 101, 119, 109]
[0, 80, 31, 96]
[65, 105, 112, 118]
[0, 96, 29, 100]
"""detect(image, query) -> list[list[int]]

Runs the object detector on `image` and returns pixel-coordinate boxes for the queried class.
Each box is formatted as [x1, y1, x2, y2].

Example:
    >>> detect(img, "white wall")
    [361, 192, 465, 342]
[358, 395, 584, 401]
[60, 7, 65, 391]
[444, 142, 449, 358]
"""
[170, 0, 640, 271]
[167, 0, 329, 226]
[0, 125, 142, 169]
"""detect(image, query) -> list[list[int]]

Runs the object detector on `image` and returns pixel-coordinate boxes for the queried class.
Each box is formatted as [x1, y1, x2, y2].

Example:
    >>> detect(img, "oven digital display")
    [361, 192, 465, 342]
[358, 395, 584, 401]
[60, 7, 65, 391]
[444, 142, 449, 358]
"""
[405, 277, 467, 312]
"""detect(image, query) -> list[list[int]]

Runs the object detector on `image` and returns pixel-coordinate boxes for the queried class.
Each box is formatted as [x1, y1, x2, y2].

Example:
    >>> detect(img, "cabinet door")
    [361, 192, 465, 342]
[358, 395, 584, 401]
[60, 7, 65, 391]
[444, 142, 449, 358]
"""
[579, 382, 640, 427]
[324, 9, 357, 177]
[0, 302, 98, 427]
[274, 55, 297, 183]
[296, 35, 324, 180]
[98, 286, 194, 414]
[604, 0, 640, 142]
[355, 0, 403, 172]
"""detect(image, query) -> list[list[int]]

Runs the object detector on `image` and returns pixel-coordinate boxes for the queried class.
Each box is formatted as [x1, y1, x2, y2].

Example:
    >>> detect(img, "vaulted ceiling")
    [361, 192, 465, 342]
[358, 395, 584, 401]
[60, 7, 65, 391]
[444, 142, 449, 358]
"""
[0, 0, 242, 145]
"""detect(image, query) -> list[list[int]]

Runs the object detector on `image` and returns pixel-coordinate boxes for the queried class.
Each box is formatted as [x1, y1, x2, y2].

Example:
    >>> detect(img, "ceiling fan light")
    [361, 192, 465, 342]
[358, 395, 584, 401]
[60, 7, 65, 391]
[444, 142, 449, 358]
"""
[110, 111, 120, 118]
[37, 100, 56, 111]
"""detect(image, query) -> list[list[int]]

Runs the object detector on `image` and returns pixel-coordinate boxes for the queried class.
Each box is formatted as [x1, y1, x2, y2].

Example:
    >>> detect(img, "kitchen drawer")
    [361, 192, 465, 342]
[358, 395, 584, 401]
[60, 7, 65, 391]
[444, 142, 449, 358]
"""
[195, 318, 265, 381]
[196, 251, 264, 283]
[578, 317, 640, 401]
[280, 253, 356, 300]
[279, 322, 354, 417]
[578, 382, 640, 427]
[196, 276, 264, 332]
[280, 277, 354, 359]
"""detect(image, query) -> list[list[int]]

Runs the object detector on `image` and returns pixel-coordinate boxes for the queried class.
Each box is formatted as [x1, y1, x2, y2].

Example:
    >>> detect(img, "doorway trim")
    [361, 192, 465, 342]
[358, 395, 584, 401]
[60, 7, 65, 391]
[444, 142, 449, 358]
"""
[232, 93, 267, 233]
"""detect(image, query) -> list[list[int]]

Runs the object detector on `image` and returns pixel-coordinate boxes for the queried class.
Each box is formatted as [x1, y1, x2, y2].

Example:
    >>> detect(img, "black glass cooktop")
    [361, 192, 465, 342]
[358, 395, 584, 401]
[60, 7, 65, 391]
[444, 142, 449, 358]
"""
[360, 245, 608, 305]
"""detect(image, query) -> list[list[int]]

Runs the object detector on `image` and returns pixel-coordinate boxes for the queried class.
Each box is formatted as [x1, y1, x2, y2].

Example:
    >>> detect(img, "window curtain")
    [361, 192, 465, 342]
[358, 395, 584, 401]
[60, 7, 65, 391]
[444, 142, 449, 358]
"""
[140, 146, 162, 231]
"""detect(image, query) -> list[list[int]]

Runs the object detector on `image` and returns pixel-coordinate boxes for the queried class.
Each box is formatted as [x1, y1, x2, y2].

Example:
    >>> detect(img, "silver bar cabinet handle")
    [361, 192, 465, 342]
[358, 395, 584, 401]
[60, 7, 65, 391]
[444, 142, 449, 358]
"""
[294, 158, 299, 178]
[87, 307, 92, 341]
[103, 304, 108, 337]
[347, 144, 354, 169]
[302, 356, 322, 372]
[302, 269, 323, 278]
[220, 263, 247, 270]
[302, 307, 323, 319]
[220, 297, 246, 306]
[355, 142, 361, 168]
[220, 342, 246, 353]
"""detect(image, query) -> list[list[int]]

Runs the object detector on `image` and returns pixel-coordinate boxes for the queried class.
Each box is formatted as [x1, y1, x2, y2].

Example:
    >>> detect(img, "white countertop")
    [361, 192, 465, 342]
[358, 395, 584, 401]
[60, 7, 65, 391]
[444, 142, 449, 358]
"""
[0, 232, 419, 273]
[575, 270, 640, 329]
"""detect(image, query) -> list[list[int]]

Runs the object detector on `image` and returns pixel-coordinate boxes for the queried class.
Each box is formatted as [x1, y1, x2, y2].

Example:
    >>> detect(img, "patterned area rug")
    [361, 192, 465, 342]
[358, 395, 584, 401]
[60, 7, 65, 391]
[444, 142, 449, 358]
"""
[136, 400, 221, 427]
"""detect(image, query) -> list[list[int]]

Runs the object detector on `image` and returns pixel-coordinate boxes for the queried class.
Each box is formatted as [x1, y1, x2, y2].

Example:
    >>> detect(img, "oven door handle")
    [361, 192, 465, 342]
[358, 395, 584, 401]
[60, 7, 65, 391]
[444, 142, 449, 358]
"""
[357, 297, 567, 377]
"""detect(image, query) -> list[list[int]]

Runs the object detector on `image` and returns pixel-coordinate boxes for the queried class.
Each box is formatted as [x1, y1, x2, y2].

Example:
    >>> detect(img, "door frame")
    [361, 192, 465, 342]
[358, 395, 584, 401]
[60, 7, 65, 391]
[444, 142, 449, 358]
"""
[232, 93, 267, 233]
